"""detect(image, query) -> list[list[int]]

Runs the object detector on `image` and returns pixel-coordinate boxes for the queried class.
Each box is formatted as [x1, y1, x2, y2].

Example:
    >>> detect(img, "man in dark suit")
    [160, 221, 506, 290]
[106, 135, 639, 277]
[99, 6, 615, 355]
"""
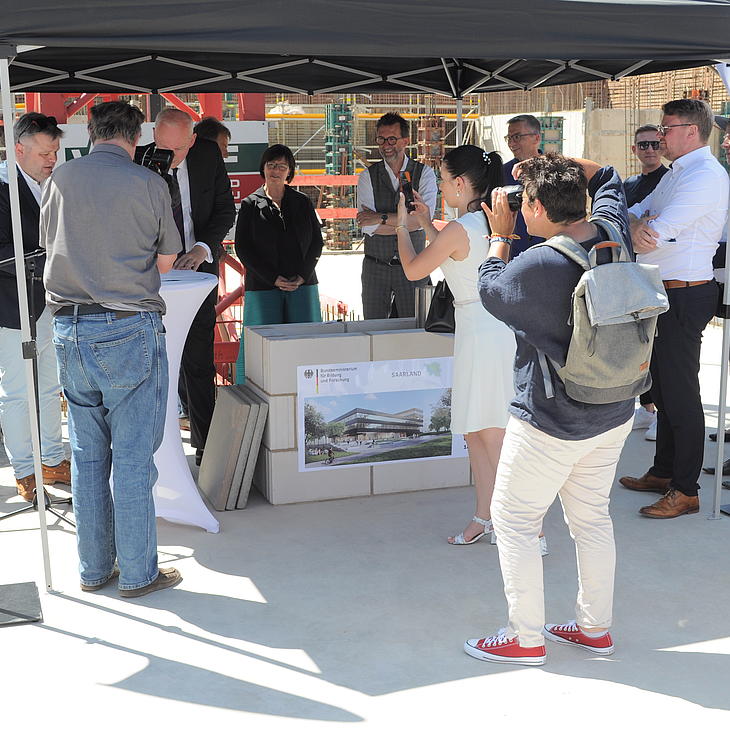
[148, 109, 235, 465]
[0, 113, 71, 500]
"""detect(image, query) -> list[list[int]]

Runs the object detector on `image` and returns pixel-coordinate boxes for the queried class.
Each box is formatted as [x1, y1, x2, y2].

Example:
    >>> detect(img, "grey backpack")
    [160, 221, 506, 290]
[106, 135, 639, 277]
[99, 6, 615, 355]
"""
[534, 217, 669, 405]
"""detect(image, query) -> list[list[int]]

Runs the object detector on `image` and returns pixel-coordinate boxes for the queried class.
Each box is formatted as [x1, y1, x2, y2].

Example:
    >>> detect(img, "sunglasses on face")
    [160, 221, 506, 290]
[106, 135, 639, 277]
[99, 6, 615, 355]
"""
[657, 123, 694, 136]
[16, 115, 59, 139]
[636, 140, 661, 151]
[375, 136, 403, 145]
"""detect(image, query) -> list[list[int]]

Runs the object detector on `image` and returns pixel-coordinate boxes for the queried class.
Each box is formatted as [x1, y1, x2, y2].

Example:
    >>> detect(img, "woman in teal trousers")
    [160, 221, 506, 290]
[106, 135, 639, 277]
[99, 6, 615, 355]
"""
[234, 144, 323, 380]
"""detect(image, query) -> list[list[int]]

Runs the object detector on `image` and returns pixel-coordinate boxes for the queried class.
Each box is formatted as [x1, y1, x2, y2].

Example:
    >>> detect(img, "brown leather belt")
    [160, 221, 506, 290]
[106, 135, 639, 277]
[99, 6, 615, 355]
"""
[662, 279, 711, 290]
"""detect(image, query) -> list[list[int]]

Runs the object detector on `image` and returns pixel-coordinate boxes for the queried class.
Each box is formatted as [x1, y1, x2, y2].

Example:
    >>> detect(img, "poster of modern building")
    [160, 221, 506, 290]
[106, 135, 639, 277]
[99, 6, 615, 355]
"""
[297, 357, 463, 471]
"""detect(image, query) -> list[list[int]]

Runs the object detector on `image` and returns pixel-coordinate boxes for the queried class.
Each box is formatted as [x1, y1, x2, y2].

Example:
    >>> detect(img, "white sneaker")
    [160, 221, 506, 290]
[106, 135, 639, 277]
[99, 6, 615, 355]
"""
[633, 406, 656, 430]
[645, 419, 657, 441]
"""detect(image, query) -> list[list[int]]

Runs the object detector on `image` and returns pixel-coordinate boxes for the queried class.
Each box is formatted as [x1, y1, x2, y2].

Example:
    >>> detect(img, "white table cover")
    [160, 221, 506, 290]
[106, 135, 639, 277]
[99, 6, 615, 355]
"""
[154, 271, 220, 533]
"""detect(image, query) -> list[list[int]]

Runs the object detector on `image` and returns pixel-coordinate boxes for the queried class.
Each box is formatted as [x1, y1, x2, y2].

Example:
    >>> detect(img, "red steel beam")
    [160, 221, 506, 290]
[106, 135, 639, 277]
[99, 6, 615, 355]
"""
[160, 93, 201, 121]
[65, 93, 99, 117]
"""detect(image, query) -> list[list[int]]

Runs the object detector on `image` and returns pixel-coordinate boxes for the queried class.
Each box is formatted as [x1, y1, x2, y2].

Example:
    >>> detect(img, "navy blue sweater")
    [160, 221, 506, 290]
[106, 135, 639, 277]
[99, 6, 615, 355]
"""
[478, 166, 634, 440]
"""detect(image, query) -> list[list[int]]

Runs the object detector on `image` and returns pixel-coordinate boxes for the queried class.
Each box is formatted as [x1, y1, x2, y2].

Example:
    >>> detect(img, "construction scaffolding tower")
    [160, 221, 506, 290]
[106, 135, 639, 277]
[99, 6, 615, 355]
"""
[417, 115, 445, 170]
[323, 103, 356, 250]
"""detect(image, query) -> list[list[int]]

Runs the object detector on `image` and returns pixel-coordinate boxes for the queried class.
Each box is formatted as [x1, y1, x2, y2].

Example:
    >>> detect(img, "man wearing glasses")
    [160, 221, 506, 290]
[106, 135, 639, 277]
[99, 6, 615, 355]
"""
[0, 113, 71, 502]
[619, 99, 729, 519]
[503, 115, 545, 257]
[624, 124, 669, 441]
[623, 125, 669, 208]
[356, 112, 437, 319]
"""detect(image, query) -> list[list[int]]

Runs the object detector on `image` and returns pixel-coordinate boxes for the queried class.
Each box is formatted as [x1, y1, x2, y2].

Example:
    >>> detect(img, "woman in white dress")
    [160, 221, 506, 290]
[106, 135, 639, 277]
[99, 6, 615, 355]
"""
[395, 145, 516, 545]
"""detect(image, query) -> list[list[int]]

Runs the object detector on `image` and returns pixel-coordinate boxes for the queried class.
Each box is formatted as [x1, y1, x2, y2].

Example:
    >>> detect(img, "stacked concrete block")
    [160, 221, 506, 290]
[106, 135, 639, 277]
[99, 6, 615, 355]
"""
[245, 319, 471, 505]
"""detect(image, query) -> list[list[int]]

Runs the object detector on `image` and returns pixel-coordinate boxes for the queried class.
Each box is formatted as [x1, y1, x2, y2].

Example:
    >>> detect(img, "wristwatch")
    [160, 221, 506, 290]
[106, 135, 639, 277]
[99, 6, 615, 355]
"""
[381, 213, 388, 225]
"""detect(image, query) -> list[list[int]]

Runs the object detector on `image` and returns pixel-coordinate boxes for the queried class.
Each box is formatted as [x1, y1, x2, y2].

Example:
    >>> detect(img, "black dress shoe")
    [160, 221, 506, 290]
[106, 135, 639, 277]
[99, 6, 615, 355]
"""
[195, 448, 204, 466]
[702, 458, 730, 475]
[709, 430, 730, 442]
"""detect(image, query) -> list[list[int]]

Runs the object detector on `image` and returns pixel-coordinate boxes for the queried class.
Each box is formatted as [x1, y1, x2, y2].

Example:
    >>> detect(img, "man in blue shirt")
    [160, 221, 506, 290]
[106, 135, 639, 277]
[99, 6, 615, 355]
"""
[502, 115, 545, 257]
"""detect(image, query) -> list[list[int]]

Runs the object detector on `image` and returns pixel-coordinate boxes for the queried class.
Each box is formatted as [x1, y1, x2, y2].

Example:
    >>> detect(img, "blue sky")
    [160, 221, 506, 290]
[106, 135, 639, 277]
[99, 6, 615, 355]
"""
[306, 388, 450, 423]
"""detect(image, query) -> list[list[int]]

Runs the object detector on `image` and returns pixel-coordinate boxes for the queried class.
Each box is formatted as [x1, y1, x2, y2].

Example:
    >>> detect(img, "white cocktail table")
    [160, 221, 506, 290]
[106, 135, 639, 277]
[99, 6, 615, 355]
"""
[154, 271, 220, 533]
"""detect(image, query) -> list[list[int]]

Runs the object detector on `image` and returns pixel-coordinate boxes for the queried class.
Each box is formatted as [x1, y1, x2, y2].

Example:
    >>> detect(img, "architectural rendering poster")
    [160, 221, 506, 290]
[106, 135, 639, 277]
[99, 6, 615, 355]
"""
[297, 357, 464, 471]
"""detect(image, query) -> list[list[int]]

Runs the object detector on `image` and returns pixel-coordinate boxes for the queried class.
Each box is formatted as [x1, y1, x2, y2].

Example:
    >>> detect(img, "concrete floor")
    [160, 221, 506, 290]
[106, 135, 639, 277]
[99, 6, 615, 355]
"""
[2, 325, 730, 729]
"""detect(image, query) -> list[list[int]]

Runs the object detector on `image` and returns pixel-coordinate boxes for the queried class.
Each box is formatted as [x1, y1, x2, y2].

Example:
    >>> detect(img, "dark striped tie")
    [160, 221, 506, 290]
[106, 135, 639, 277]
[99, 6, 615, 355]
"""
[170, 168, 185, 250]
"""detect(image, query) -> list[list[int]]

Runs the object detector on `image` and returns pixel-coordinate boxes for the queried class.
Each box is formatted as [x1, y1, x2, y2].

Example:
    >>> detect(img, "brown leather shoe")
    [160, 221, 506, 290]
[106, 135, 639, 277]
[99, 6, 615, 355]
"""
[42, 459, 71, 486]
[619, 472, 671, 494]
[118, 567, 182, 598]
[639, 489, 699, 519]
[15, 474, 38, 502]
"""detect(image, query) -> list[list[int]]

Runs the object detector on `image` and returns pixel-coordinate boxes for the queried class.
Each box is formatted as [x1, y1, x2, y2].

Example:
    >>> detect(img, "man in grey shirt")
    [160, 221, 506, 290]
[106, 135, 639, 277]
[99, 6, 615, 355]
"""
[42, 101, 183, 598]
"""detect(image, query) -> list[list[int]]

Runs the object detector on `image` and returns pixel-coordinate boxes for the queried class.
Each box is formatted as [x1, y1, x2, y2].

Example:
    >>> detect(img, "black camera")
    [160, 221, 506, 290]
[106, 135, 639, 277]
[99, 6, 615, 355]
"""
[503, 184, 524, 212]
[134, 145, 174, 177]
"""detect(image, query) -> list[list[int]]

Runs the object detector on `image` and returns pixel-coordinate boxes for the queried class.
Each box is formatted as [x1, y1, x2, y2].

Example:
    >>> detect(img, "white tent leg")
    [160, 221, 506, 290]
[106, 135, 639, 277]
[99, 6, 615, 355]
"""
[0, 55, 54, 587]
[712, 311, 730, 518]
[712, 62, 730, 518]
[455, 98, 463, 146]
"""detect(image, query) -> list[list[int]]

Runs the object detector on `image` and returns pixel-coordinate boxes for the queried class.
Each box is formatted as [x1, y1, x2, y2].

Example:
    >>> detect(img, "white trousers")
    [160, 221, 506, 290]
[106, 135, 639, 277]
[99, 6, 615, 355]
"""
[0, 308, 64, 479]
[491, 415, 632, 647]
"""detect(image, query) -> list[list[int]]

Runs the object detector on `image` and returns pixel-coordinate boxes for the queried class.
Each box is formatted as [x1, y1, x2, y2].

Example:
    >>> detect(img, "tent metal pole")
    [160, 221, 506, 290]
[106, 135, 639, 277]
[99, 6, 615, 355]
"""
[455, 98, 463, 146]
[713, 62, 730, 518]
[0, 54, 54, 588]
[711, 310, 729, 518]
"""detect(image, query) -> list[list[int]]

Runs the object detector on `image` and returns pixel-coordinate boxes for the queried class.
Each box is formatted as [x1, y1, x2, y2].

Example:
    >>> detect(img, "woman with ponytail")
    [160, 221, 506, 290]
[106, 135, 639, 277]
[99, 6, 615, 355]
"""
[396, 145, 540, 551]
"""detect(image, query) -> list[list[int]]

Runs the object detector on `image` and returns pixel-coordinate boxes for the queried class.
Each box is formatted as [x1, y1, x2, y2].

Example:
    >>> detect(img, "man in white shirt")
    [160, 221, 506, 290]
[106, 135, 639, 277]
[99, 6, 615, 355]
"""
[0, 113, 70, 501]
[619, 99, 729, 519]
[357, 112, 437, 319]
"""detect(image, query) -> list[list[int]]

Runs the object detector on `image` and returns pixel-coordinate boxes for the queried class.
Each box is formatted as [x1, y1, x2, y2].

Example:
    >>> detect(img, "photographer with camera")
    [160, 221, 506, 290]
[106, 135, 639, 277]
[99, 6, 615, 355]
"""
[42, 101, 183, 597]
[466, 154, 634, 665]
[141, 108, 235, 466]
[0, 113, 71, 501]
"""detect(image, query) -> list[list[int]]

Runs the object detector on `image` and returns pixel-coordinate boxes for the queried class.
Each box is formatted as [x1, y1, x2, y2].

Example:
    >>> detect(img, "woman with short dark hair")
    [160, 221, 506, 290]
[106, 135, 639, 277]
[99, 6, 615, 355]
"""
[234, 144, 323, 379]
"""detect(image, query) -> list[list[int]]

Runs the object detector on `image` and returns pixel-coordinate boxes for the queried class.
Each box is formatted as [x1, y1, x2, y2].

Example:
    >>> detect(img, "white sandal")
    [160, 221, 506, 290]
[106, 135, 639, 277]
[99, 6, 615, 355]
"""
[448, 515, 493, 545]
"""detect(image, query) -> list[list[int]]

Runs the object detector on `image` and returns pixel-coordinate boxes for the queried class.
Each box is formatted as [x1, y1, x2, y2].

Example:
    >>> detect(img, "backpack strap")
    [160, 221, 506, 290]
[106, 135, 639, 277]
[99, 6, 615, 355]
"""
[533, 235, 591, 270]
[589, 216, 631, 262]
[537, 351, 556, 399]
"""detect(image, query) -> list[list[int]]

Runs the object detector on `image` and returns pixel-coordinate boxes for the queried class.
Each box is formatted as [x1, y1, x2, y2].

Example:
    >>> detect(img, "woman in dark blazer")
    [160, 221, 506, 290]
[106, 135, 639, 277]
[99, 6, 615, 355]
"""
[234, 144, 323, 379]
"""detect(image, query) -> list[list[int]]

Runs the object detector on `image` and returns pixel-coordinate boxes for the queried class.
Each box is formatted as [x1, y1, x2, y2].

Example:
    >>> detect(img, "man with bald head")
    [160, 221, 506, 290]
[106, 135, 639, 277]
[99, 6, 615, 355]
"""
[144, 108, 235, 464]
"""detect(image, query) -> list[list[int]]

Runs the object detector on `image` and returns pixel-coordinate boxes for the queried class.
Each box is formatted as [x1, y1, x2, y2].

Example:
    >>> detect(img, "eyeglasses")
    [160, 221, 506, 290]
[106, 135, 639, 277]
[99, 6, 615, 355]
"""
[15, 115, 59, 140]
[375, 136, 403, 146]
[264, 162, 290, 172]
[657, 123, 694, 136]
[636, 140, 661, 151]
[504, 132, 538, 143]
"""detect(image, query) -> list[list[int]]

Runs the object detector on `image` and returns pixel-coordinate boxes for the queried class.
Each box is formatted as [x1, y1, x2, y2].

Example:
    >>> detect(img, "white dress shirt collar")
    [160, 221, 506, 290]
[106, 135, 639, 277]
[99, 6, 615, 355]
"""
[18, 165, 42, 206]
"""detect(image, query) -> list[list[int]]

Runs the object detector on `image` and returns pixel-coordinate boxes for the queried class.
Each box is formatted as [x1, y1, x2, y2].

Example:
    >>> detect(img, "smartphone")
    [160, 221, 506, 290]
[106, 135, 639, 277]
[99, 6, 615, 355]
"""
[400, 171, 416, 212]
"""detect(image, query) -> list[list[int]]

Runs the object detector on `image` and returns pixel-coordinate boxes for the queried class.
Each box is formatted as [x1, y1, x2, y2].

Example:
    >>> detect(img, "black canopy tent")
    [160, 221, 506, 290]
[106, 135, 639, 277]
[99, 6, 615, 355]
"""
[1, 0, 729, 590]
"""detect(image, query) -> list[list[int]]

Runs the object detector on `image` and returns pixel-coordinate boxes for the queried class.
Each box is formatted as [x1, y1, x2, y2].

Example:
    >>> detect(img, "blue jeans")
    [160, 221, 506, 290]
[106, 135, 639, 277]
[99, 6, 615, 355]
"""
[52, 311, 168, 590]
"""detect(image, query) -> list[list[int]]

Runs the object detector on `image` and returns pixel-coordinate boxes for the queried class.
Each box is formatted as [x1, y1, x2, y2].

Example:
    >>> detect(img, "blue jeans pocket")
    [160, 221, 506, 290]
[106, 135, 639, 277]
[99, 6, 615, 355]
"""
[90, 329, 151, 389]
[52, 339, 68, 387]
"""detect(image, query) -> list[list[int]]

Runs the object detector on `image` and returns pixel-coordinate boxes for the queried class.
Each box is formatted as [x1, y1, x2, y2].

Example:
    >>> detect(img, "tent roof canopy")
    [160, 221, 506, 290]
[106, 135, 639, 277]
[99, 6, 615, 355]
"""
[7, 49, 723, 97]
[1, 0, 729, 97]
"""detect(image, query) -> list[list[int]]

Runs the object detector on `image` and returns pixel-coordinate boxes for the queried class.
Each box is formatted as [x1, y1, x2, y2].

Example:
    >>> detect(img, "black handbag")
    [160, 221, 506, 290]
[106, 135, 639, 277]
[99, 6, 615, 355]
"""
[424, 279, 455, 333]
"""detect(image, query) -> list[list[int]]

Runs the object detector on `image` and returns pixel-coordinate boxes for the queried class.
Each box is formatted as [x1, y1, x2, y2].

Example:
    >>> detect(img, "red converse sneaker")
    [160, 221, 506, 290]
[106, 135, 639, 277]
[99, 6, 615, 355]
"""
[464, 629, 546, 666]
[542, 621, 614, 655]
